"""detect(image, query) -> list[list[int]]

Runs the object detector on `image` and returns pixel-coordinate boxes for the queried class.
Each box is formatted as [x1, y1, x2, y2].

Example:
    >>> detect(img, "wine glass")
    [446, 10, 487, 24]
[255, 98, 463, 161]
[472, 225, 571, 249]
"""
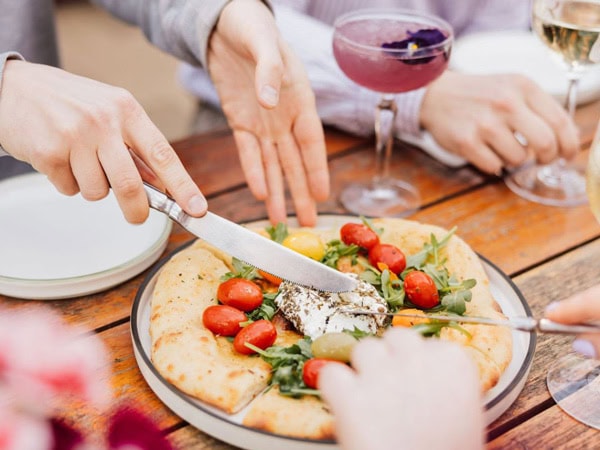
[546, 118, 600, 428]
[505, 0, 600, 207]
[332, 9, 453, 217]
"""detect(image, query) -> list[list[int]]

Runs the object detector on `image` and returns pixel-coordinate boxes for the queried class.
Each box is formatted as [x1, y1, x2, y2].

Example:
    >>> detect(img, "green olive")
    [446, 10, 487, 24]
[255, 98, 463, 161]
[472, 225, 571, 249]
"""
[311, 332, 358, 362]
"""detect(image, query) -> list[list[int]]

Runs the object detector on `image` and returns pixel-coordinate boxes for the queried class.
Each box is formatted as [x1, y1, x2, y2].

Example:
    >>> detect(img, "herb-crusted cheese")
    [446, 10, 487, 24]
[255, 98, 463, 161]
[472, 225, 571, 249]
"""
[275, 274, 388, 339]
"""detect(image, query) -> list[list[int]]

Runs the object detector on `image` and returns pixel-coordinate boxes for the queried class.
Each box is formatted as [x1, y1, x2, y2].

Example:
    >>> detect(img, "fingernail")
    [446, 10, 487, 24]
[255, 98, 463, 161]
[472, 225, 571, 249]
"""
[188, 194, 207, 215]
[572, 339, 596, 358]
[260, 85, 279, 107]
[545, 302, 560, 314]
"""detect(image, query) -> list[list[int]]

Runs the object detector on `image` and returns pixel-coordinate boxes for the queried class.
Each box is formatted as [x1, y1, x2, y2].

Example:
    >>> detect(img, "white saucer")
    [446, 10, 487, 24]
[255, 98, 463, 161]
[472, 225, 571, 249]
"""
[0, 173, 172, 300]
[451, 30, 600, 105]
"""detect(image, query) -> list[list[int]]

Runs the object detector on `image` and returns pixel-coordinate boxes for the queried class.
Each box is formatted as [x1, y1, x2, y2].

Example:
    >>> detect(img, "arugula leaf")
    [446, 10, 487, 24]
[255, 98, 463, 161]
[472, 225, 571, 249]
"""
[246, 292, 278, 321]
[220, 258, 258, 281]
[343, 327, 376, 340]
[410, 320, 471, 338]
[249, 337, 315, 398]
[405, 227, 456, 269]
[360, 216, 384, 236]
[266, 223, 288, 243]
[320, 239, 360, 269]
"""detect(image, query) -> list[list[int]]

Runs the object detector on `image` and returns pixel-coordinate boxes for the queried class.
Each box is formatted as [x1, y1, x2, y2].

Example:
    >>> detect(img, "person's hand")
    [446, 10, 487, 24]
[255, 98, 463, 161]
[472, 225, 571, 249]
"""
[420, 72, 580, 175]
[207, 0, 329, 226]
[0, 60, 206, 224]
[545, 284, 600, 359]
[319, 328, 484, 450]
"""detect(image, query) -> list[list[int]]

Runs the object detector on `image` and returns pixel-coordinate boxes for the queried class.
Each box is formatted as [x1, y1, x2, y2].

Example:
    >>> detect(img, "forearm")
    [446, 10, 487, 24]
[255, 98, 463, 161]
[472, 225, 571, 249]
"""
[90, 0, 231, 68]
[0, 51, 24, 157]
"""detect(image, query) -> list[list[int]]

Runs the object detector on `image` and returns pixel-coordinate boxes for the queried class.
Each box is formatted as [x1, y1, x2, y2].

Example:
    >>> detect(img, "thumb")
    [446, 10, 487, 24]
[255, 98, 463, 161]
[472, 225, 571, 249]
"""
[250, 32, 284, 109]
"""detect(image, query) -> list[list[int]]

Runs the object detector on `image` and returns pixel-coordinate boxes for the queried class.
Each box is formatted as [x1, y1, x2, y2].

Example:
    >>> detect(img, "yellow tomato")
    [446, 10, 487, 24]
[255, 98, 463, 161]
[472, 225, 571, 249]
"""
[391, 308, 430, 327]
[282, 231, 325, 261]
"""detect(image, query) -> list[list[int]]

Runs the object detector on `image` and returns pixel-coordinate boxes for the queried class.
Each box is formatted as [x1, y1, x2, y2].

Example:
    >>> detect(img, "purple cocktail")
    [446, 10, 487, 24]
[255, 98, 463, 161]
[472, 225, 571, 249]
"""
[333, 18, 451, 93]
[333, 9, 453, 217]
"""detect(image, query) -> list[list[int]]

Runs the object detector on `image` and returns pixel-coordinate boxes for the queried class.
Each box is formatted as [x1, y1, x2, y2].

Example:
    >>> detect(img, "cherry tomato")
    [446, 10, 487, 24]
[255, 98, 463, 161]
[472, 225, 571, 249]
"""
[258, 269, 282, 287]
[217, 278, 263, 312]
[233, 320, 277, 355]
[302, 358, 346, 389]
[282, 231, 326, 260]
[202, 305, 247, 336]
[403, 270, 440, 309]
[368, 243, 406, 274]
[340, 223, 380, 250]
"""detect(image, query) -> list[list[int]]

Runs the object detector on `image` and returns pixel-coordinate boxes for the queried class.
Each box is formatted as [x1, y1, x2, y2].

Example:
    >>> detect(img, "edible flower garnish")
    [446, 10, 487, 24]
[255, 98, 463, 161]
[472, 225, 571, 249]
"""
[382, 28, 448, 64]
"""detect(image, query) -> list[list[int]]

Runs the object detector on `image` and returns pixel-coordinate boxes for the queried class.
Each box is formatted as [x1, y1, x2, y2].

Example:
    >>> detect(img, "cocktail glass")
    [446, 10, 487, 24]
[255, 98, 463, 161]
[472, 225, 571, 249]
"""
[333, 9, 453, 216]
[505, 0, 600, 207]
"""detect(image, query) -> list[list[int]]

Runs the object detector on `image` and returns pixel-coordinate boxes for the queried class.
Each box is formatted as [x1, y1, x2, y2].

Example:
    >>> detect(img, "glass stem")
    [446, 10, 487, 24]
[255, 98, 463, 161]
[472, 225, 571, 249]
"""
[565, 72, 580, 119]
[374, 94, 397, 188]
[545, 71, 581, 177]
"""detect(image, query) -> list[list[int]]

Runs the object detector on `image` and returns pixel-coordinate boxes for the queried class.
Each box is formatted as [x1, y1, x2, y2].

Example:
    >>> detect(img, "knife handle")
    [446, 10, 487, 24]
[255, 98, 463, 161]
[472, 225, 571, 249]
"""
[143, 183, 185, 224]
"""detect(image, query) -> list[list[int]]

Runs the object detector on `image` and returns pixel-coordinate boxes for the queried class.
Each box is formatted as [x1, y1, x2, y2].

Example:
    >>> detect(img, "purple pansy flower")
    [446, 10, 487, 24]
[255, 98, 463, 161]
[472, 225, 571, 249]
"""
[382, 28, 448, 64]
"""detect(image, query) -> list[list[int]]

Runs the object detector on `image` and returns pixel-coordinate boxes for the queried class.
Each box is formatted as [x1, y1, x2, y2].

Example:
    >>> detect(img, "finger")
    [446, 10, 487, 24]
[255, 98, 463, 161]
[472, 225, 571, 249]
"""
[350, 337, 390, 376]
[546, 285, 600, 324]
[318, 362, 357, 412]
[97, 140, 148, 224]
[46, 169, 79, 197]
[233, 130, 267, 200]
[483, 126, 530, 167]
[128, 148, 163, 191]
[507, 110, 559, 165]
[293, 111, 330, 202]
[123, 107, 206, 217]
[277, 134, 317, 226]
[70, 145, 110, 201]
[260, 139, 287, 225]
[572, 336, 600, 359]
[381, 327, 423, 357]
[525, 85, 580, 159]
[32, 143, 80, 196]
[249, 27, 284, 108]
[451, 133, 504, 175]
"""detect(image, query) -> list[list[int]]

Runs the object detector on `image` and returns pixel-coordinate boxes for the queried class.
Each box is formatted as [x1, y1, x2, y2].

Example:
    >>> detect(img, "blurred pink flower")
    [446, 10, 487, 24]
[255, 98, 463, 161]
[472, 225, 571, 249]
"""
[0, 308, 110, 411]
[0, 307, 176, 450]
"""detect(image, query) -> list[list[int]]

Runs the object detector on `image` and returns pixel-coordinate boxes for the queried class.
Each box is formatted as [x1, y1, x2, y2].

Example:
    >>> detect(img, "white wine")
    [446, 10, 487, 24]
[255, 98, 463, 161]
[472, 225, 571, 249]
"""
[587, 136, 600, 222]
[533, 0, 600, 70]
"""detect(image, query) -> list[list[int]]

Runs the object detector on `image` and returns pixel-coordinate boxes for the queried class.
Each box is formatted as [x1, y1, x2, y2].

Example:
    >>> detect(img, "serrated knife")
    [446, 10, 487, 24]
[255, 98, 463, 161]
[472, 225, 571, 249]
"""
[144, 183, 357, 293]
[343, 309, 600, 334]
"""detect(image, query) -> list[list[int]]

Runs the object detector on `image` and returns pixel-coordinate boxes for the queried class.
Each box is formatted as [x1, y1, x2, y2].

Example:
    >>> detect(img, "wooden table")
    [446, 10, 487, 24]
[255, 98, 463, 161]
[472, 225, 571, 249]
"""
[2, 101, 600, 449]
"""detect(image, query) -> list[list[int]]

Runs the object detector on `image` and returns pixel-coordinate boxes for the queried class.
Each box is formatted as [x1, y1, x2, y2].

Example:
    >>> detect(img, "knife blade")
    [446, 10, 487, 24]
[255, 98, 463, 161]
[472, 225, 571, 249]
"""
[143, 183, 357, 293]
[341, 309, 600, 334]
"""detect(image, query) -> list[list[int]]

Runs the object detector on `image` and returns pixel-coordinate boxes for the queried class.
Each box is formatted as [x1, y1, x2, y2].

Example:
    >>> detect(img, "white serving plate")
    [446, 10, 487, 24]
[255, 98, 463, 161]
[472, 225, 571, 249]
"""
[451, 30, 600, 105]
[0, 173, 171, 300]
[131, 215, 535, 449]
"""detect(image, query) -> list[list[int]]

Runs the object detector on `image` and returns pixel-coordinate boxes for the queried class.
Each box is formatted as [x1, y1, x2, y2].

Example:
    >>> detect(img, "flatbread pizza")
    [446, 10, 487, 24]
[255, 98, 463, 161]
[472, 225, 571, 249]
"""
[148, 218, 513, 439]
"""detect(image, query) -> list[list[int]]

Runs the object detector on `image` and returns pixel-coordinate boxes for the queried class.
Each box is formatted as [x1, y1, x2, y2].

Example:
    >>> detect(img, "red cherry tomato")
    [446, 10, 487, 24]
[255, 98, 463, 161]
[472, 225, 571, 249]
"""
[202, 305, 247, 336]
[340, 223, 380, 250]
[404, 270, 440, 309]
[302, 358, 346, 389]
[233, 320, 277, 355]
[217, 278, 263, 312]
[368, 244, 406, 274]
